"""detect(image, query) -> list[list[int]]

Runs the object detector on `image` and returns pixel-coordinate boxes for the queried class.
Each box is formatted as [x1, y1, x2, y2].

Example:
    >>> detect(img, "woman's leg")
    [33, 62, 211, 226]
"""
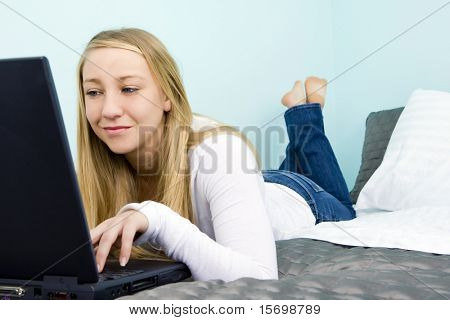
[278, 77, 354, 214]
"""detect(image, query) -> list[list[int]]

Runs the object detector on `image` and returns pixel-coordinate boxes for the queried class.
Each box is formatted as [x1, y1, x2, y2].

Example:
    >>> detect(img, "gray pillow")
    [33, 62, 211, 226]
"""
[350, 107, 404, 204]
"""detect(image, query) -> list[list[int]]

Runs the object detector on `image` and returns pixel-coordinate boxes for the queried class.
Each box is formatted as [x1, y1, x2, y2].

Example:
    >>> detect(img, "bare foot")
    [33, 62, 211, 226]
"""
[305, 76, 327, 108]
[281, 80, 307, 108]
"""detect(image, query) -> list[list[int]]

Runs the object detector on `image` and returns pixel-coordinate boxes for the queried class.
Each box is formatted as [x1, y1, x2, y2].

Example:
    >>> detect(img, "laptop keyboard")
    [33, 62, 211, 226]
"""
[98, 268, 145, 281]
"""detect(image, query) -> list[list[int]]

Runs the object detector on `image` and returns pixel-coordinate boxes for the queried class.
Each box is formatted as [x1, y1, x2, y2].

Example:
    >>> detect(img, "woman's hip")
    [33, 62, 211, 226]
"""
[262, 169, 356, 223]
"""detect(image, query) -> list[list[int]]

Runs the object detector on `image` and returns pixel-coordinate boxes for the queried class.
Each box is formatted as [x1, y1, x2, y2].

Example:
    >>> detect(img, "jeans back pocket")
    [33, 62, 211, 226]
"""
[284, 171, 325, 192]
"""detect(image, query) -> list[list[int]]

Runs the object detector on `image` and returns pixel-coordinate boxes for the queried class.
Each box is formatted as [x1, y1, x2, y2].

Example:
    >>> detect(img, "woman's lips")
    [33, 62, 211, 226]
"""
[104, 126, 131, 136]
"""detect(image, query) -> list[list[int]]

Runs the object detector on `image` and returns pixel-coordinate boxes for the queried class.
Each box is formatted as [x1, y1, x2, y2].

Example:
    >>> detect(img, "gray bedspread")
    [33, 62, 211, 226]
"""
[119, 238, 450, 300]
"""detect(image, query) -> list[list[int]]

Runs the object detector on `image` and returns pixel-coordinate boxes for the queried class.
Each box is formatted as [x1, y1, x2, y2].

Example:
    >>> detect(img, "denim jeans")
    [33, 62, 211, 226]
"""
[262, 103, 356, 224]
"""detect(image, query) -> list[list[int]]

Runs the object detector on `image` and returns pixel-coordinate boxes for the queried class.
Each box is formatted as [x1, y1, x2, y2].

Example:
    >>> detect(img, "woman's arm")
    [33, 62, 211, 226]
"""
[121, 133, 278, 282]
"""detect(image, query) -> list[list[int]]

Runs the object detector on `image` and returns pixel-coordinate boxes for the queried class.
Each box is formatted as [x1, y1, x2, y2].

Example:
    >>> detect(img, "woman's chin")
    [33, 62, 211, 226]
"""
[106, 142, 137, 155]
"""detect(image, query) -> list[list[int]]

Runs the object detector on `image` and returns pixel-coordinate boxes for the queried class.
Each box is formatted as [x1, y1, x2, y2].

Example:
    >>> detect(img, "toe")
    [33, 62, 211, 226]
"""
[305, 76, 327, 108]
[281, 80, 307, 108]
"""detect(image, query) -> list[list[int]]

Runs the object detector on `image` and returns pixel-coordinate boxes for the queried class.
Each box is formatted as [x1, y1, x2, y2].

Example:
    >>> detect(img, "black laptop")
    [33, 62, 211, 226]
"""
[0, 57, 191, 300]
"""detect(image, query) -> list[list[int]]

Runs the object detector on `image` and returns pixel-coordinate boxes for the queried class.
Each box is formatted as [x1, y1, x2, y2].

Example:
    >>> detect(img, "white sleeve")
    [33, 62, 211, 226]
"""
[116, 134, 278, 282]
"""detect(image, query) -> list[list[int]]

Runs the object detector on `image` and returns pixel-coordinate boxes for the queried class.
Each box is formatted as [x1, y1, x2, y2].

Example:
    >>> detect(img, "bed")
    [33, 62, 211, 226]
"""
[119, 106, 450, 300]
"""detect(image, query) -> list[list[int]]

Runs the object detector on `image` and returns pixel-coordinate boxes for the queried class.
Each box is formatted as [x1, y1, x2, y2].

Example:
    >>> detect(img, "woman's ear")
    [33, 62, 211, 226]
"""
[163, 97, 171, 112]
[160, 90, 171, 112]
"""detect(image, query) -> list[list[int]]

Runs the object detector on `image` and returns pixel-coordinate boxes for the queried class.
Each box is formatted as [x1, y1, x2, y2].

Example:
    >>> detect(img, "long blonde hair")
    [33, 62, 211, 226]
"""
[76, 28, 261, 261]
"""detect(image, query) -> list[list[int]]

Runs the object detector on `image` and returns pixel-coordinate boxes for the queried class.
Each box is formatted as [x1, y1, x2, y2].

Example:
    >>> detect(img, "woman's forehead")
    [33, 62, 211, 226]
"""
[82, 47, 150, 80]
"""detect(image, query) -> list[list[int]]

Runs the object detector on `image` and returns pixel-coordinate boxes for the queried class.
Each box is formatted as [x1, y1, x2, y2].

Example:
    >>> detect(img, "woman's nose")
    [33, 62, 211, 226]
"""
[101, 93, 124, 118]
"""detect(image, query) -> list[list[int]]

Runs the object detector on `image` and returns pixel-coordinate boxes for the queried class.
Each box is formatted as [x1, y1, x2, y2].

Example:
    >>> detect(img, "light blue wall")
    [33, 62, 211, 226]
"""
[1, 0, 449, 189]
[0, 0, 335, 173]
[328, 0, 450, 188]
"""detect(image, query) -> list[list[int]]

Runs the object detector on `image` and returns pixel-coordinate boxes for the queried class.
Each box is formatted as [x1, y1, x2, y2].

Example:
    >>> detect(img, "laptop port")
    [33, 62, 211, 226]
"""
[110, 287, 123, 298]
[34, 288, 42, 298]
[0, 285, 26, 299]
[130, 276, 158, 293]
[48, 291, 70, 299]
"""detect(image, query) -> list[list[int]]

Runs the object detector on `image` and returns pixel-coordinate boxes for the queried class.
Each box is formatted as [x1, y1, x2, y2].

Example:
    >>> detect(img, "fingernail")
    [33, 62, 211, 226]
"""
[97, 264, 100, 271]
[120, 257, 127, 267]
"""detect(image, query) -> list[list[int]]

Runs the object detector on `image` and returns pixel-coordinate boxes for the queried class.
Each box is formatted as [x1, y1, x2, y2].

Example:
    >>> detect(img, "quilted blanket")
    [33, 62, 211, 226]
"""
[119, 238, 450, 300]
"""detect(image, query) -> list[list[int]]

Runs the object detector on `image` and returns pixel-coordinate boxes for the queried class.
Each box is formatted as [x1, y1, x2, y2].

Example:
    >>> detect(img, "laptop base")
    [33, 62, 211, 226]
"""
[0, 260, 191, 300]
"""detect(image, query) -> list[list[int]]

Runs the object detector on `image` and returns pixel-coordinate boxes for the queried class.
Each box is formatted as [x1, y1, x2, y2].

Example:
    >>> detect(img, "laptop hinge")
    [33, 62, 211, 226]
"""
[42, 275, 78, 289]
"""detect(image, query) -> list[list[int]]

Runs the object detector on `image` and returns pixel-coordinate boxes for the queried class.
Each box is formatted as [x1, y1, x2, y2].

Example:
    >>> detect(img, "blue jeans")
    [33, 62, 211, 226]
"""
[262, 103, 355, 224]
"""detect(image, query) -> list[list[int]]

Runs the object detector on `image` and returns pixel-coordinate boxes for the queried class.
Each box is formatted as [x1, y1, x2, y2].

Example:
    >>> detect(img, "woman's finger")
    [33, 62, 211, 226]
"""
[90, 220, 111, 245]
[119, 222, 137, 267]
[96, 223, 122, 272]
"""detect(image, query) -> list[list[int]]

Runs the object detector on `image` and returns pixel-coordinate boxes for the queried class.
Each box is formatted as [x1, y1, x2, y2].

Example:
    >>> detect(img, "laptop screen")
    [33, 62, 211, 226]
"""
[0, 57, 98, 283]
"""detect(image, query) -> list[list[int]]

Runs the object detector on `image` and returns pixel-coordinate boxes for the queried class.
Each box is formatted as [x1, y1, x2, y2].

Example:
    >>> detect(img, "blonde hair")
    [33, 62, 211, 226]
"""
[76, 28, 261, 261]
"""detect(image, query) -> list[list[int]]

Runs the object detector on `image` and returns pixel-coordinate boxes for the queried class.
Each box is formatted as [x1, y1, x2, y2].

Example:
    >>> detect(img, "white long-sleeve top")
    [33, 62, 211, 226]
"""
[116, 133, 315, 282]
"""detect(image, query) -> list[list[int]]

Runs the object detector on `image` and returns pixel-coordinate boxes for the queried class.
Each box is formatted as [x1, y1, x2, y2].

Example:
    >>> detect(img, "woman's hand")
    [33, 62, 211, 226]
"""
[89, 209, 149, 272]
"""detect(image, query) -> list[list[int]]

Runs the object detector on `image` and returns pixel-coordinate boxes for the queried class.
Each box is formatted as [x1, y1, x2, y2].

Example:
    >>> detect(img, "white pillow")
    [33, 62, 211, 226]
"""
[356, 89, 450, 211]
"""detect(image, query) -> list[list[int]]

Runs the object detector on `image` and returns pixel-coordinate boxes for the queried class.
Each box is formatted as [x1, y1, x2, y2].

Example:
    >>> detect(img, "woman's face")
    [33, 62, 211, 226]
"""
[82, 47, 171, 160]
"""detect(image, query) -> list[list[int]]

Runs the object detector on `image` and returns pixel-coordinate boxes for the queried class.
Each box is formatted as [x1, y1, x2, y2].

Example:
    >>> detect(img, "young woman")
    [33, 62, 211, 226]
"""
[80, 28, 355, 282]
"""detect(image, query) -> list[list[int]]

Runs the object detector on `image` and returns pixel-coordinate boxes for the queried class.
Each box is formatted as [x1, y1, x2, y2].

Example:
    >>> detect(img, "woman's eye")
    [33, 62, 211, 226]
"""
[86, 90, 100, 97]
[122, 87, 138, 94]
